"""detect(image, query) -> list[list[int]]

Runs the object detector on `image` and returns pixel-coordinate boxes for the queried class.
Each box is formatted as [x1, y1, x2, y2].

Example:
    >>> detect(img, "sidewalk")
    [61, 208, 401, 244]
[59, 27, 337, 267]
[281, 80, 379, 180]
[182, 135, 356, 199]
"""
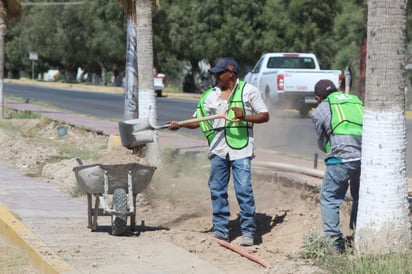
[0, 97, 327, 273]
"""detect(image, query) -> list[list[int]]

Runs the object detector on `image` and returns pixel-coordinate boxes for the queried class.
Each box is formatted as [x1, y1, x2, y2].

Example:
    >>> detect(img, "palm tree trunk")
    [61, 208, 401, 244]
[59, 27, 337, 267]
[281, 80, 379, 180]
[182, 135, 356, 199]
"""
[135, 0, 160, 165]
[0, 1, 6, 119]
[355, 0, 411, 254]
[123, 17, 138, 120]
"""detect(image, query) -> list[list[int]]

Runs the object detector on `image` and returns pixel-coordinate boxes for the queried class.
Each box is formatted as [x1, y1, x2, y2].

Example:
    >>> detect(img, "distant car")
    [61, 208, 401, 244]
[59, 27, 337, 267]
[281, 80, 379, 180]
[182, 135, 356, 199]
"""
[153, 67, 166, 97]
[122, 67, 166, 97]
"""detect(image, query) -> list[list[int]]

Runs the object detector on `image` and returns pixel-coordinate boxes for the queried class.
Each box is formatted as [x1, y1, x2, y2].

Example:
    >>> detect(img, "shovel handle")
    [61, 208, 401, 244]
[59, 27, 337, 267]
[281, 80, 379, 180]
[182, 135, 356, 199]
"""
[156, 107, 239, 129]
[177, 107, 239, 126]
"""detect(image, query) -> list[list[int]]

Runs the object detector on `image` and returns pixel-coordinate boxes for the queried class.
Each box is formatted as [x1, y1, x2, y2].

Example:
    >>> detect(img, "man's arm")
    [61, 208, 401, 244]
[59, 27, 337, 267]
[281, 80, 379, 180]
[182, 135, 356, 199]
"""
[312, 106, 329, 153]
[168, 120, 199, 130]
[232, 106, 269, 123]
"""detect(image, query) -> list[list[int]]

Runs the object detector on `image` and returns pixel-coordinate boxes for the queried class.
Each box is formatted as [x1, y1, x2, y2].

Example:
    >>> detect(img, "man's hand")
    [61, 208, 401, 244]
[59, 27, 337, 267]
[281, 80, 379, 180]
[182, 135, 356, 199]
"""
[232, 107, 245, 121]
[167, 121, 180, 130]
[231, 107, 269, 124]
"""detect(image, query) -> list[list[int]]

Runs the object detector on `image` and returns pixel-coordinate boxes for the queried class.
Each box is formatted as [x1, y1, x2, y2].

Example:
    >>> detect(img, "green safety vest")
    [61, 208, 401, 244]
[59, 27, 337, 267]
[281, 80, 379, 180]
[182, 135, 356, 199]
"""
[196, 80, 250, 149]
[324, 91, 364, 152]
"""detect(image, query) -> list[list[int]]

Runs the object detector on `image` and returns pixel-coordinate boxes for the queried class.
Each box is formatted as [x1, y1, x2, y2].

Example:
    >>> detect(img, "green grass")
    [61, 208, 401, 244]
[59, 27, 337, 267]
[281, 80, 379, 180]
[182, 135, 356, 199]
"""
[320, 253, 412, 274]
[46, 140, 104, 162]
[300, 230, 412, 273]
[2, 115, 103, 162]
[9, 110, 42, 119]
[300, 229, 336, 261]
[70, 184, 86, 198]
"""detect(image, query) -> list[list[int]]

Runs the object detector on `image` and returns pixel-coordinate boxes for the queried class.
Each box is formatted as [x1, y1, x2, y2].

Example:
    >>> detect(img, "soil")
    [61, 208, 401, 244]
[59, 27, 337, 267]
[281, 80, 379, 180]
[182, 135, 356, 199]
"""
[0, 116, 353, 274]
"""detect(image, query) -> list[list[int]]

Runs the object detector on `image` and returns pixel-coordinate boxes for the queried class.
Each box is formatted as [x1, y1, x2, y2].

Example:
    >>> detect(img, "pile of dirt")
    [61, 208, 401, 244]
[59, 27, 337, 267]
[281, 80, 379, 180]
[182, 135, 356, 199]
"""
[0, 117, 354, 273]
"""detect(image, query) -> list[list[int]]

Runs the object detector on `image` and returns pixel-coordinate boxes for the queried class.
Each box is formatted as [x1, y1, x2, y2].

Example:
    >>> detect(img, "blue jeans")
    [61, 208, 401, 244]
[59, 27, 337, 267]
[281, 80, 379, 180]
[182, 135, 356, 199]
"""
[209, 155, 256, 239]
[320, 161, 360, 240]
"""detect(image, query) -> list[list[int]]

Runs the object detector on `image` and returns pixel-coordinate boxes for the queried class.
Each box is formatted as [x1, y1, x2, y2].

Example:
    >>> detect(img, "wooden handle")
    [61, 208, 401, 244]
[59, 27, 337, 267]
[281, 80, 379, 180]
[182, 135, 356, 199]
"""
[178, 107, 240, 125]
[155, 107, 240, 129]
[176, 114, 222, 126]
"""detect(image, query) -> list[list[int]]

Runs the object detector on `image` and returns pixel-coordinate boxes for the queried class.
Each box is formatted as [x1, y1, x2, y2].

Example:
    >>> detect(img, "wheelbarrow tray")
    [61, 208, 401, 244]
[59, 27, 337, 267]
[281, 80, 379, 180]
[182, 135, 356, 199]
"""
[73, 163, 156, 194]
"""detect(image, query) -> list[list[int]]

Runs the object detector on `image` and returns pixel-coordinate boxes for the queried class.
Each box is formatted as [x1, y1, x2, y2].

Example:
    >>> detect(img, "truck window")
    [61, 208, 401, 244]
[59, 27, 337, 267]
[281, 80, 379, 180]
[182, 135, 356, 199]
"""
[300, 58, 315, 69]
[251, 57, 264, 73]
[267, 57, 315, 69]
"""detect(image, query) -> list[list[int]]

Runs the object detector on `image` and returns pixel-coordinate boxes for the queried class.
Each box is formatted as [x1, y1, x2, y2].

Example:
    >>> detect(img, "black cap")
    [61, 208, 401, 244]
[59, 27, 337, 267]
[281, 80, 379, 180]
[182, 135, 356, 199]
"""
[209, 57, 239, 74]
[314, 79, 337, 99]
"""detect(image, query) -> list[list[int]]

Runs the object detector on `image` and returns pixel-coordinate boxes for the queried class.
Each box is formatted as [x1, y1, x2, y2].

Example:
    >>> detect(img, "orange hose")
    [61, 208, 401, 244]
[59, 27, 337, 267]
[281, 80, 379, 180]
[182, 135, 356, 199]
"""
[208, 236, 270, 268]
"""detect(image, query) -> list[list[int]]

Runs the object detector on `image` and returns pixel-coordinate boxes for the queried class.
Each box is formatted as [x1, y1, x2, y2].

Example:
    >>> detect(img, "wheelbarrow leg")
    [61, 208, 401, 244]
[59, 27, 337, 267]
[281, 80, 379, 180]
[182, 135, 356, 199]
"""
[131, 193, 137, 231]
[91, 194, 100, 231]
[87, 193, 92, 229]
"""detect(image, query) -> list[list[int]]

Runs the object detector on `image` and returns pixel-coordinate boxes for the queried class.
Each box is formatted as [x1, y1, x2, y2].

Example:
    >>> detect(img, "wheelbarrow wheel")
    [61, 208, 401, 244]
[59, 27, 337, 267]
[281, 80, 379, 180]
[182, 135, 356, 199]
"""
[112, 188, 128, 236]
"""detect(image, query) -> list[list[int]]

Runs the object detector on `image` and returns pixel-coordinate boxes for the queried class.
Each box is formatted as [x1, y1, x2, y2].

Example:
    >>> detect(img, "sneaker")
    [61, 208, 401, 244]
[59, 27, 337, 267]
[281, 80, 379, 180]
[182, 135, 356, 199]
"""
[208, 231, 228, 242]
[240, 236, 254, 246]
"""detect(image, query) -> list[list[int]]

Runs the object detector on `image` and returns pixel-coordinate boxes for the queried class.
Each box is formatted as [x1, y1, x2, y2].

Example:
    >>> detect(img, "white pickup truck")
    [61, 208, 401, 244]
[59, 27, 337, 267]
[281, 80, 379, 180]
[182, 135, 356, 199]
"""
[244, 52, 342, 116]
[153, 67, 166, 97]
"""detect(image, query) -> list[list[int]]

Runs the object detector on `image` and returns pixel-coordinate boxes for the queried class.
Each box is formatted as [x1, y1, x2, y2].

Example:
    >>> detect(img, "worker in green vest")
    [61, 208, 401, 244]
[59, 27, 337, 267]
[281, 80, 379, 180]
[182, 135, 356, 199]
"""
[168, 57, 269, 246]
[312, 79, 364, 254]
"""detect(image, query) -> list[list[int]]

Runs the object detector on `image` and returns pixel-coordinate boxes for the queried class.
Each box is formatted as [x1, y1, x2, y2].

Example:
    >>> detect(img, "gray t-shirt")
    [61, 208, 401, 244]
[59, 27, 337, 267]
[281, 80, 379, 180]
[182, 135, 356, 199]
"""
[312, 100, 362, 162]
[200, 79, 268, 160]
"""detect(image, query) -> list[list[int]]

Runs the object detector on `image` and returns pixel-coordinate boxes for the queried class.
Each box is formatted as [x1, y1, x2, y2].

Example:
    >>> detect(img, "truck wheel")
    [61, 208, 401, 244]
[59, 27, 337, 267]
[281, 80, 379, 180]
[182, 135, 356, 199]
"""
[112, 188, 128, 236]
[299, 107, 311, 117]
[155, 89, 162, 97]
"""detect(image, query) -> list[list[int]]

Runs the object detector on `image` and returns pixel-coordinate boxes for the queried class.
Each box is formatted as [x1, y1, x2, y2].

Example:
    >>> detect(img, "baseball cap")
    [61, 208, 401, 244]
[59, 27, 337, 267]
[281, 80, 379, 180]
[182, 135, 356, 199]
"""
[314, 79, 337, 98]
[209, 57, 239, 74]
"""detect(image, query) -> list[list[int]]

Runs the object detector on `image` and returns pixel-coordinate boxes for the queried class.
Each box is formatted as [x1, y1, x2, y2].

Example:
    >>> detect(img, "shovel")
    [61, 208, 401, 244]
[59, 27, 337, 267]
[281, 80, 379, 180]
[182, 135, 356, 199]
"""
[118, 107, 240, 148]
[153, 107, 240, 129]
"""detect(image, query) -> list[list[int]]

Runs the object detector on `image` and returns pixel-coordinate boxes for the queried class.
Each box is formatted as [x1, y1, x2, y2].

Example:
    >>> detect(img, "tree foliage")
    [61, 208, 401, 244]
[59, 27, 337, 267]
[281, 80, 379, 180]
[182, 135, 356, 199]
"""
[6, 0, 125, 81]
[2, 0, 377, 90]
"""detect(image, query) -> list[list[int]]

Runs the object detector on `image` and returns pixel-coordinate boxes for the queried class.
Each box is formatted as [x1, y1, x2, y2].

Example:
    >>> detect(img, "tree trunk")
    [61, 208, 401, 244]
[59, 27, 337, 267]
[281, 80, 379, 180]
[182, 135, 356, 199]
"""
[135, 0, 160, 165]
[123, 17, 138, 120]
[0, 2, 5, 119]
[355, 0, 411, 254]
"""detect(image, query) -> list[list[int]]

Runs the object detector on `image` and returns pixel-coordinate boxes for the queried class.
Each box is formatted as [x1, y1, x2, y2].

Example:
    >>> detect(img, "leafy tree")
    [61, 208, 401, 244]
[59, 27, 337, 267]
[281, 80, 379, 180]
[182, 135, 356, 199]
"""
[152, 0, 186, 86]
[0, 0, 21, 118]
[4, 19, 29, 77]
[160, 0, 266, 91]
[264, 0, 340, 68]
[81, 0, 126, 83]
[155, 0, 347, 91]
[1, 0, 401, 96]
[333, 0, 367, 94]
[15, 5, 80, 78]
[5, 1, 126, 83]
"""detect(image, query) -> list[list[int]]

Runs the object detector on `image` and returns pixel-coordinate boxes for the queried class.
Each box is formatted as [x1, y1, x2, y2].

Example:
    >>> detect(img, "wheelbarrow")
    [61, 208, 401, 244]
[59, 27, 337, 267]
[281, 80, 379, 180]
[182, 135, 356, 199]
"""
[72, 161, 156, 236]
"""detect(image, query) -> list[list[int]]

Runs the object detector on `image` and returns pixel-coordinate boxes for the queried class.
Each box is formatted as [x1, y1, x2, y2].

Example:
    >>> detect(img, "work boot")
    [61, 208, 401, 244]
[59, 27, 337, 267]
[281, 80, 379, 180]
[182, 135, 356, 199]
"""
[240, 236, 254, 246]
[208, 231, 229, 242]
[334, 237, 345, 254]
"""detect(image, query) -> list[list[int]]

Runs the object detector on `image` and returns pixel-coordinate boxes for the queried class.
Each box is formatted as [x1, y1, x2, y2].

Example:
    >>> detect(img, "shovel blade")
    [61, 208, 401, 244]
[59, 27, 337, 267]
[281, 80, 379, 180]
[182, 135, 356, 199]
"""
[118, 117, 154, 148]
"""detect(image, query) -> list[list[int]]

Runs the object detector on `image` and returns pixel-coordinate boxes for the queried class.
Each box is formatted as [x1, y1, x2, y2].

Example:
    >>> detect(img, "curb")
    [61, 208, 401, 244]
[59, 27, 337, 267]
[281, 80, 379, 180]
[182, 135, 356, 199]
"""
[0, 202, 76, 274]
